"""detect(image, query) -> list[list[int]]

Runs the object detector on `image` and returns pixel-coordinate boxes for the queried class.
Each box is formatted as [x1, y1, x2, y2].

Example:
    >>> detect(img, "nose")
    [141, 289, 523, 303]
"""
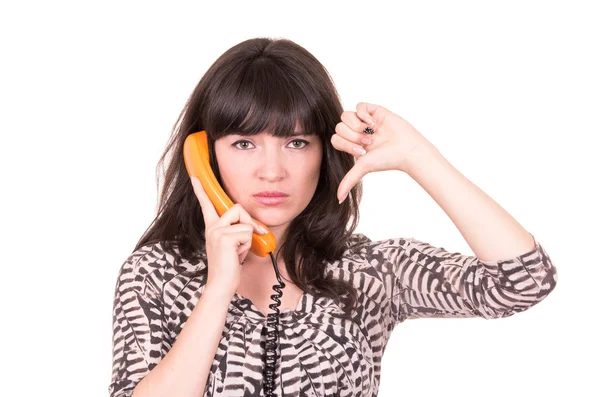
[257, 145, 286, 183]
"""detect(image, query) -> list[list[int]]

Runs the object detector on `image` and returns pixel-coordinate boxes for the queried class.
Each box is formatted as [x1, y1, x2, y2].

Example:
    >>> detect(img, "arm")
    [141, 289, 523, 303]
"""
[381, 143, 558, 323]
[405, 143, 537, 262]
[132, 285, 231, 397]
[109, 250, 232, 397]
[384, 233, 557, 323]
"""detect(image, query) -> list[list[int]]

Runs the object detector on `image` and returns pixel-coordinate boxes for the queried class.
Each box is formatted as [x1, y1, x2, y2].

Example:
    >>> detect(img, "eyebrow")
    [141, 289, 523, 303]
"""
[230, 131, 310, 138]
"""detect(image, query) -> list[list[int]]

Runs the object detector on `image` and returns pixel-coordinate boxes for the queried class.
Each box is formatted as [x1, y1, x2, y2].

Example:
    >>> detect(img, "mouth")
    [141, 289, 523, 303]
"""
[254, 190, 289, 197]
[253, 194, 289, 206]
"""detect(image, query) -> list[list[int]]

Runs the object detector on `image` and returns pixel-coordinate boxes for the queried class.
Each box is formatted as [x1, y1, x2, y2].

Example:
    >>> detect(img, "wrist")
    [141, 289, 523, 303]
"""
[202, 283, 236, 304]
[404, 142, 443, 177]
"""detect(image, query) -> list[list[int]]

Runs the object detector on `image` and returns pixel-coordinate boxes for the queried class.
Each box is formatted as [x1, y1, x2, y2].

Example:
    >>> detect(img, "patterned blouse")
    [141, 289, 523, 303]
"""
[108, 232, 557, 396]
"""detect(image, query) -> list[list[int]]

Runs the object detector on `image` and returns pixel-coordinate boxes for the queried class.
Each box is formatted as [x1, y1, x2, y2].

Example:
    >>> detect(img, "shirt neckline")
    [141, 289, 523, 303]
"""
[232, 290, 311, 321]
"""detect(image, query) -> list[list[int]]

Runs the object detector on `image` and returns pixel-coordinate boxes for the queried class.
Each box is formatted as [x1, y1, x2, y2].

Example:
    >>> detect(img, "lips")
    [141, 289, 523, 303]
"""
[253, 191, 289, 206]
[254, 191, 289, 198]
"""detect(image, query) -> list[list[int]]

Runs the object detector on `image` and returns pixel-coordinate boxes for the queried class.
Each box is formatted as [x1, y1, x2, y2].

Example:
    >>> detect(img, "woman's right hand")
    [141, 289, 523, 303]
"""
[190, 176, 268, 298]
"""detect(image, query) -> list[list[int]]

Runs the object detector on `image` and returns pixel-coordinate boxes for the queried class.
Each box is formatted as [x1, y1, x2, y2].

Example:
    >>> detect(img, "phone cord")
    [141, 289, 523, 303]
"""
[263, 251, 285, 397]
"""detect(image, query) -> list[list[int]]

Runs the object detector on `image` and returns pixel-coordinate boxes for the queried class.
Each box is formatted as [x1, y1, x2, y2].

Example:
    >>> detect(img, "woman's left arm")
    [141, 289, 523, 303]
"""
[335, 102, 540, 262]
[403, 142, 535, 262]
[334, 103, 558, 322]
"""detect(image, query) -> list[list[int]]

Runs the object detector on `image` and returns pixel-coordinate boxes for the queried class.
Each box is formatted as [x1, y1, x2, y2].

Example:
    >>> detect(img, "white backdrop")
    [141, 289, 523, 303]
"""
[1, 1, 598, 396]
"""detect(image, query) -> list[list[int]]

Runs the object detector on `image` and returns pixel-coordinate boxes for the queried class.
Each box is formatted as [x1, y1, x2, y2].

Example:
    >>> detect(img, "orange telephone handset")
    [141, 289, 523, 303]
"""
[183, 130, 277, 257]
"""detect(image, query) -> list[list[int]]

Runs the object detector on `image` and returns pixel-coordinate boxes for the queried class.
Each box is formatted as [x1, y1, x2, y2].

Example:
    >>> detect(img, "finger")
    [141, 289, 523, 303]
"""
[190, 176, 220, 226]
[340, 110, 370, 133]
[331, 132, 367, 158]
[339, 112, 373, 146]
[337, 161, 369, 203]
[217, 203, 269, 236]
[232, 227, 253, 260]
[233, 229, 253, 265]
[356, 102, 387, 131]
[354, 103, 376, 127]
[221, 224, 255, 250]
[215, 224, 253, 264]
[335, 120, 372, 147]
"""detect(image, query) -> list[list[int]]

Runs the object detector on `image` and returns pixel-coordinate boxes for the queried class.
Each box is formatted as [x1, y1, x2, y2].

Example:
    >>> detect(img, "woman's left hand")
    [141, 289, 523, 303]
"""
[332, 102, 434, 204]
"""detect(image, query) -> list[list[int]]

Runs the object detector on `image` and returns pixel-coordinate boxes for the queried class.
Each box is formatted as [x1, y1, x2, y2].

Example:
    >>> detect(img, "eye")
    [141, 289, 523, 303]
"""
[232, 139, 310, 150]
[288, 139, 309, 149]
[232, 140, 254, 150]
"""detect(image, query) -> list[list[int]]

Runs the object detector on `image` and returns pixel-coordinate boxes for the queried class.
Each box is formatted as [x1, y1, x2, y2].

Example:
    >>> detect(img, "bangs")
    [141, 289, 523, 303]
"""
[204, 58, 325, 139]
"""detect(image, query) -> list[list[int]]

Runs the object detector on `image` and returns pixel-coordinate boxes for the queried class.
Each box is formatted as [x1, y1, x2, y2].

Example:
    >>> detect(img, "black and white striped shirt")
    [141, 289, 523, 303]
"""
[109, 232, 557, 396]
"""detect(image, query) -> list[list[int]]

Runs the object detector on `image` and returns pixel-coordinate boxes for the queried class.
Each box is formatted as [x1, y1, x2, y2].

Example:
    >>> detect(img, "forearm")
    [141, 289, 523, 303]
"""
[132, 286, 232, 397]
[405, 143, 536, 262]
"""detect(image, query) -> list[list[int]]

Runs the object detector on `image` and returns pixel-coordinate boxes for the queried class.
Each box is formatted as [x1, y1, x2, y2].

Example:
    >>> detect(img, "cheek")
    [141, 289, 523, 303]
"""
[311, 152, 323, 179]
[303, 156, 322, 186]
[218, 163, 248, 200]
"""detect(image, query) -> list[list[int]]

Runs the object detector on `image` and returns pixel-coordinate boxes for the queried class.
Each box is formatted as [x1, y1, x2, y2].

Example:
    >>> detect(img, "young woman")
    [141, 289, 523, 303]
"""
[108, 37, 558, 397]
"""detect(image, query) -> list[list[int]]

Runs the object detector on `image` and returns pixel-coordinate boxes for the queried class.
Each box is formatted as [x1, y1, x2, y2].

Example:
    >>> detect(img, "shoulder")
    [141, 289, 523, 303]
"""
[330, 233, 437, 281]
[325, 233, 412, 309]
[341, 232, 415, 263]
[114, 241, 207, 297]
[323, 232, 397, 276]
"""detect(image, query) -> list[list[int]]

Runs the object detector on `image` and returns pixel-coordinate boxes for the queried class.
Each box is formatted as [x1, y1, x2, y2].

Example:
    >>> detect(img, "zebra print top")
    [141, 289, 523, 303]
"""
[109, 232, 557, 397]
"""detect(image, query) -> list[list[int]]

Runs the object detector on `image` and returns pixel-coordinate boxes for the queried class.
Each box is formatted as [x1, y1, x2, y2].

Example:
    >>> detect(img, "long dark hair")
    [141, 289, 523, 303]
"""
[134, 37, 363, 315]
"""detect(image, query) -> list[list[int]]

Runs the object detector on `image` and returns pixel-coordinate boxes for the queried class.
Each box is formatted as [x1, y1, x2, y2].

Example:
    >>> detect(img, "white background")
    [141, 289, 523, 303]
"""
[1, 1, 598, 396]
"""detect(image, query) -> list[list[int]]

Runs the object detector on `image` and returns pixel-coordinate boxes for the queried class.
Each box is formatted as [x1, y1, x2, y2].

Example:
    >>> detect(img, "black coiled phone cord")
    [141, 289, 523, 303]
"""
[263, 251, 286, 397]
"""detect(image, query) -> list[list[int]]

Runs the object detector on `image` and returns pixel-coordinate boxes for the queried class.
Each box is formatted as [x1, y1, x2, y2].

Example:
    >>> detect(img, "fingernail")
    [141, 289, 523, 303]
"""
[365, 117, 374, 126]
[353, 147, 366, 156]
[362, 137, 371, 145]
[258, 225, 269, 234]
[338, 192, 348, 204]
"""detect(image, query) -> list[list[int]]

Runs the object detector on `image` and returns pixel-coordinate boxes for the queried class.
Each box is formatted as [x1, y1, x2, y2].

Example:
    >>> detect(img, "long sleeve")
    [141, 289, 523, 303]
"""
[383, 233, 557, 326]
[108, 246, 171, 397]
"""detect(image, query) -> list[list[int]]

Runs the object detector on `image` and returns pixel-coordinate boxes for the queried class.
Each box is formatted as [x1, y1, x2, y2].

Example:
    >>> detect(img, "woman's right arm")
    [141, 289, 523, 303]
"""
[131, 285, 233, 397]
[122, 176, 266, 396]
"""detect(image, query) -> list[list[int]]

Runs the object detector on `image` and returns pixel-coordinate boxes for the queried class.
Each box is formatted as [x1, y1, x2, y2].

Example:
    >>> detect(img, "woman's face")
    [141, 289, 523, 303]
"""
[214, 128, 323, 234]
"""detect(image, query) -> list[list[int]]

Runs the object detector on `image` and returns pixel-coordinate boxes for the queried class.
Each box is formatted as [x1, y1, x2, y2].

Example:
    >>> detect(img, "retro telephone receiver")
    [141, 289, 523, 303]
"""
[183, 130, 284, 396]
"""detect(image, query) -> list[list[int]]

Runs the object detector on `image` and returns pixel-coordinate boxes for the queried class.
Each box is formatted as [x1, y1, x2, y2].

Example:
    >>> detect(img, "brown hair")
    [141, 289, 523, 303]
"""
[134, 37, 363, 316]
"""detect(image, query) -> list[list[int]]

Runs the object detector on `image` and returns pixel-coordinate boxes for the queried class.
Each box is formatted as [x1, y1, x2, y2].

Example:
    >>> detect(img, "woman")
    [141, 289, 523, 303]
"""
[108, 37, 558, 397]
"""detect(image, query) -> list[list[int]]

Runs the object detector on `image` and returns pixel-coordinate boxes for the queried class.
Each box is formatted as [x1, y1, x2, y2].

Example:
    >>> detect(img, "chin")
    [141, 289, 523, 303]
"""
[248, 206, 294, 225]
